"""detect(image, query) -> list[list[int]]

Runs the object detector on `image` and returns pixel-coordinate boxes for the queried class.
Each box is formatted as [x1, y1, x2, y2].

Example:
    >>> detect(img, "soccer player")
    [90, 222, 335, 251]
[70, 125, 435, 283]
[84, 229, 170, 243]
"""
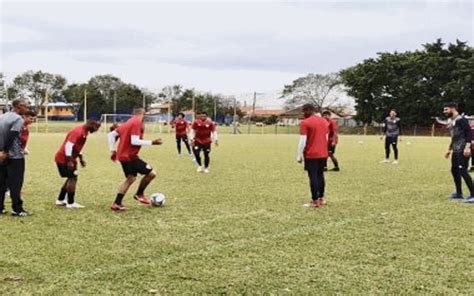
[171, 112, 192, 156]
[380, 109, 402, 164]
[54, 120, 101, 209]
[190, 111, 218, 173]
[297, 104, 329, 208]
[322, 110, 340, 171]
[470, 123, 474, 172]
[108, 108, 162, 212]
[443, 103, 473, 203]
[0, 99, 30, 217]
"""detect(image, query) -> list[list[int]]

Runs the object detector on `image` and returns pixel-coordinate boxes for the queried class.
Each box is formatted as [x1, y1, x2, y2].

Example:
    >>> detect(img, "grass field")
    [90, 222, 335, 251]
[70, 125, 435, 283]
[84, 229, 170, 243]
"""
[0, 132, 473, 294]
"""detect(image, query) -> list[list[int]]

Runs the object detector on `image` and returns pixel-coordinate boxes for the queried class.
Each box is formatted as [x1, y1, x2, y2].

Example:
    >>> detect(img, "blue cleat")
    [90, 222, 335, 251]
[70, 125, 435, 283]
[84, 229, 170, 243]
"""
[464, 196, 474, 203]
[448, 193, 464, 199]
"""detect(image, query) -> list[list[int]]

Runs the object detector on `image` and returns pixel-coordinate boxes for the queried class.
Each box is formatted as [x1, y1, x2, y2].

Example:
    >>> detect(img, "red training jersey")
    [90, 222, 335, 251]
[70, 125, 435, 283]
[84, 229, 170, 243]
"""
[192, 119, 216, 145]
[20, 121, 30, 150]
[173, 118, 188, 136]
[115, 116, 144, 162]
[300, 115, 329, 159]
[55, 125, 89, 164]
[326, 118, 339, 145]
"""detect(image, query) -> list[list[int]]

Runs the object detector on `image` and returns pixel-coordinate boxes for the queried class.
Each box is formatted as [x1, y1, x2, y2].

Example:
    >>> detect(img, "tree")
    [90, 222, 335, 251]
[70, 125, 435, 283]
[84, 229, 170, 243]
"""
[340, 39, 474, 125]
[0, 73, 6, 103]
[9, 70, 67, 110]
[281, 73, 344, 110]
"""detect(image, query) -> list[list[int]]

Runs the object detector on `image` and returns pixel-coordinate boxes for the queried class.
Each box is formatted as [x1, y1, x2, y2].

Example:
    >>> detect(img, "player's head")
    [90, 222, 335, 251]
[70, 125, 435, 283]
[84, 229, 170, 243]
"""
[177, 112, 185, 119]
[443, 102, 459, 118]
[133, 107, 146, 119]
[197, 111, 208, 121]
[301, 104, 315, 118]
[109, 123, 120, 132]
[389, 109, 397, 118]
[85, 119, 101, 133]
[322, 110, 331, 119]
[12, 99, 29, 115]
[23, 110, 37, 125]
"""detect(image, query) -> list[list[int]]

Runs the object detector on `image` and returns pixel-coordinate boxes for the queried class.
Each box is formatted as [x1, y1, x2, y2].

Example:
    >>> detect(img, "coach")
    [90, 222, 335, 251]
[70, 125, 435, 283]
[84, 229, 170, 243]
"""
[0, 99, 31, 217]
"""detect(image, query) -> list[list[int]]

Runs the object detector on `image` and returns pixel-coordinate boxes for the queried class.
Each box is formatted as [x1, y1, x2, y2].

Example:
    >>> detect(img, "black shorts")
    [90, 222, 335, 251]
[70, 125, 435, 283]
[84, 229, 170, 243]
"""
[328, 144, 336, 155]
[120, 159, 153, 177]
[194, 144, 211, 153]
[304, 158, 326, 172]
[176, 135, 188, 141]
[57, 163, 77, 179]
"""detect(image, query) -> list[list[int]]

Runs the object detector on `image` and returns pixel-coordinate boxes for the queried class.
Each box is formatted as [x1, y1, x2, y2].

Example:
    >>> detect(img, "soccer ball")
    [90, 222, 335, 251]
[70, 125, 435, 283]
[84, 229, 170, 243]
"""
[150, 193, 166, 207]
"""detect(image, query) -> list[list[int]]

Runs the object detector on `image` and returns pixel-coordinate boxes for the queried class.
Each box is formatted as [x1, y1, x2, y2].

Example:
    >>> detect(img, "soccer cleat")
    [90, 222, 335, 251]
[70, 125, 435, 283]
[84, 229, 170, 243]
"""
[111, 203, 128, 212]
[303, 199, 322, 208]
[66, 203, 85, 209]
[177, 153, 182, 157]
[448, 193, 464, 199]
[0, 209, 7, 215]
[55, 199, 67, 206]
[464, 196, 474, 203]
[204, 168, 210, 174]
[197, 166, 204, 173]
[133, 194, 151, 205]
[321, 198, 327, 205]
[380, 159, 391, 164]
[330, 167, 340, 172]
[392, 160, 399, 165]
[11, 210, 32, 217]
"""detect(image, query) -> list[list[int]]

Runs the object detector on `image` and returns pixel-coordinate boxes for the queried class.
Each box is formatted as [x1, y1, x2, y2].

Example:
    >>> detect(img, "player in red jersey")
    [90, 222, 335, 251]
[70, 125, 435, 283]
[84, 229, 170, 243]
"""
[20, 110, 36, 156]
[190, 111, 218, 173]
[322, 111, 340, 171]
[296, 104, 329, 208]
[108, 108, 162, 212]
[54, 120, 101, 209]
[171, 112, 192, 156]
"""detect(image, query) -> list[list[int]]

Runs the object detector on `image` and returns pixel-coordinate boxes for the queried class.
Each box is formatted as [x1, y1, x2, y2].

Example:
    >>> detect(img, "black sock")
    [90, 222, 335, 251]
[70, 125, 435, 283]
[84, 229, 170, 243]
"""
[67, 191, 75, 204]
[58, 188, 67, 201]
[136, 187, 145, 196]
[114, 193, 125, 205]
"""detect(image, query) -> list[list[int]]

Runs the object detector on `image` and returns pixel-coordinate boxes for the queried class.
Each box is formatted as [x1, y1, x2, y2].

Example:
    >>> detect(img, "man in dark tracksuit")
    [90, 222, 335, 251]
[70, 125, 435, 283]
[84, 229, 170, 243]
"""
[381, 109, 402, 164]
[0, 99, 31, 216]
[443, 103, 473, 203]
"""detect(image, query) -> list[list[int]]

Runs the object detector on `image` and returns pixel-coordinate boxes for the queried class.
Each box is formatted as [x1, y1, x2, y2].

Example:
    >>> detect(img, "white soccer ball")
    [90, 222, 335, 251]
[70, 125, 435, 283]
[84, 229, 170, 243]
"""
[150, 193, 166, 207]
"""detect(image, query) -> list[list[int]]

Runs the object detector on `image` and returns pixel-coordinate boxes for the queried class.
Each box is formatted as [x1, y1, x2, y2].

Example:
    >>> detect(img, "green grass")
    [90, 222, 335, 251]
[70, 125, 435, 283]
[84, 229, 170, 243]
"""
[0, 132, 473, 295]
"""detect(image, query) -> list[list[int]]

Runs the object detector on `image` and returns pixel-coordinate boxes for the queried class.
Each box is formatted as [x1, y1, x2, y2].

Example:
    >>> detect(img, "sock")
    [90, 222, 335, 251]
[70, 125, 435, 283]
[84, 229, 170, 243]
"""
[114, 193, 125, 205]
[67, 191, 75, 204]
[58, 188, 67, 201]
[136, 187, 145, 196]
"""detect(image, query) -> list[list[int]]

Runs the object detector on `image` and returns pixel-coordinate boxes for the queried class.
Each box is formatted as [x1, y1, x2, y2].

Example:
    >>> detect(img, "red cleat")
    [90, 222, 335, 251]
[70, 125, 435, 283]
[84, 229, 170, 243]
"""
[304, 199, 322, 208]
[111, 203, 128, 212]
[133, 194, 151, 205]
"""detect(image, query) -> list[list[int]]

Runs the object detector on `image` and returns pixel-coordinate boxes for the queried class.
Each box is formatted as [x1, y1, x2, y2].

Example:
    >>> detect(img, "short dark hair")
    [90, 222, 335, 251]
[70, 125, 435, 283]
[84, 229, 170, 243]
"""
[24, 110, 37, 117]
[390, 109, 397, 113]
[301, 104, 315, 111]
[443, 102, 458, 109]
[12, 99, 27, 108]
[322, 110, 331, 116]
[177, 112, 185, 117]
[198, 111, 208, 116]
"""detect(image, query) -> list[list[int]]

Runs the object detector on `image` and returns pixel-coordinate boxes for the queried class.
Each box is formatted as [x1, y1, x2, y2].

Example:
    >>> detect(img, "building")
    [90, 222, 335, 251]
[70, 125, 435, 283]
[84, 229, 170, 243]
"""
[39, 102, 77, 121]
[279, 106, 357, 127]
[241, 106, 284, 119]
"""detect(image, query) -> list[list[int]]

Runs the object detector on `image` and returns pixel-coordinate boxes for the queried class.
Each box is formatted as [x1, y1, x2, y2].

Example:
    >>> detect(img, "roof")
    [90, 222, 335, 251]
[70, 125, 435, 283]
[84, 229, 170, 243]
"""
[241, 107, 284, 116]
[43, 102, 78, 107]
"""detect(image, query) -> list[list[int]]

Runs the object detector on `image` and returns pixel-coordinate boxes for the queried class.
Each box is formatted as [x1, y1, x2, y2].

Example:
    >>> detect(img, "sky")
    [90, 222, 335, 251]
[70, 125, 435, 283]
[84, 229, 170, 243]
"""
[1, 0, 473, 107]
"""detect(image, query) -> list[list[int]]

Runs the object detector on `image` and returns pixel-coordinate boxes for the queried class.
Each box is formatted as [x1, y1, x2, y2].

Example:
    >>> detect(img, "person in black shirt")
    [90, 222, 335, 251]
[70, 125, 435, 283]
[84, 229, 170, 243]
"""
[443, 103, 473, 203]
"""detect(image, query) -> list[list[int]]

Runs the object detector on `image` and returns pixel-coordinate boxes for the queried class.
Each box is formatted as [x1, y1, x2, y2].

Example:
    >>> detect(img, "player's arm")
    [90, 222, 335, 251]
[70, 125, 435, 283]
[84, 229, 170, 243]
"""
[211, 124, 218, 146]
[297, 122, 307, 163]
[398, 119, 403, 141]
[108, 130, 119, 161]
[188, 122, 196, 145]
[460, 119, 472, 157]
[65, 140, 76, 169]
[131, 135, 162, 146]
[380, 119, 387, 139]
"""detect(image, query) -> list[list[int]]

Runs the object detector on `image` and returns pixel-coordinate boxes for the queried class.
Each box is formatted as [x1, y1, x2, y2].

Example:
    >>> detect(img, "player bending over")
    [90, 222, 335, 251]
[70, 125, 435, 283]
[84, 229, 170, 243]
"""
[54, 120, 101, 209]
[108, 108, 162, 212]
[297, 104, 329, 208]
[443, 103, 473, 203]
[172, 112, 192, 156]
[190, 111, 218, 173]
[380, 109, 402, 164]
[322, 111, 340, 171]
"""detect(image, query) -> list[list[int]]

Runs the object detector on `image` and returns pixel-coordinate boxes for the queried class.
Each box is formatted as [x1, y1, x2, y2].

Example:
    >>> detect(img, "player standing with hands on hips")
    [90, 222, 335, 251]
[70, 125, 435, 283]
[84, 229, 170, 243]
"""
[190, 111, 218, 174]
[297, 104, 329, 208]
[380, 109, 402, 164]
[443, 103, 474, 203]
[108, 108, 163, 211]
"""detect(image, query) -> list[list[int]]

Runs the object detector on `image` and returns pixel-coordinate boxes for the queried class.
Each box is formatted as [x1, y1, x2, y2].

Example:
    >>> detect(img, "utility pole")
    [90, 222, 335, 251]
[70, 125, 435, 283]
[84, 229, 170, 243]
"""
[214, 96, 218, 122]
[233, 97, 237, 134]
[142, 93, 146, 110]
[113, 91, 117, 115]
[83, 88, 87, 123]
[192, 96, 196, 122]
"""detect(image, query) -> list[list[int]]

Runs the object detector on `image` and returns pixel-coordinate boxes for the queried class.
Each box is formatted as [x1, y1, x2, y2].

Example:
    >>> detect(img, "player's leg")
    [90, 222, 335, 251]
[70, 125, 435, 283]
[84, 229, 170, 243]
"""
[176, 136, 182, 155]
[194, 145, 203, 171]
[392, 136, 399, 163]
[65, 177, 83, 209]
[183, 135, 192, 155]
[7, 159, 29, 216]
[316, 159, 326, 204]
[132, 159, 155, 204]
[304, 159, 321, 208]
[0, 164, 8, 214]
[450, 153, 464, 198]
[458, 154, 474, 199]
[329, 145, 339, 171]
[111, 161, 138, 211]
[203, 145, 211, 173]
[56, 180, 68, 205]
[384, 136, 391, 160]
